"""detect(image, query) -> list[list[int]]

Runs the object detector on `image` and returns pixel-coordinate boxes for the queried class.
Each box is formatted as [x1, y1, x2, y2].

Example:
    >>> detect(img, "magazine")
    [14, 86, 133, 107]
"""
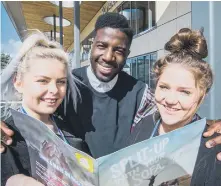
[11, 109, 206, 186]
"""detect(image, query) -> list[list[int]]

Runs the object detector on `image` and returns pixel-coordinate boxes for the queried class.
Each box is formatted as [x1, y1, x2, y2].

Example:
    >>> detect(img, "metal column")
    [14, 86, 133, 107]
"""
[53, 14, 56, 41]
[73, 1, 80, 69]
[59, 1, 63, 46]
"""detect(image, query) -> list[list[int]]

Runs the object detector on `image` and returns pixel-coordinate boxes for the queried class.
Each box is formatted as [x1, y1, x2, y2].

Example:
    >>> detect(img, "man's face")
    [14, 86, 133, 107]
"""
[90, 27, 130, 82]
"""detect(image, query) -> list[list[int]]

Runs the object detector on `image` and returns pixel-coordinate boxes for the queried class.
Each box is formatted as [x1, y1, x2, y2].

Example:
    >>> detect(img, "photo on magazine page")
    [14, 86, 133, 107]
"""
[97, 118, 206, 186]
[11, 109, 98, 186]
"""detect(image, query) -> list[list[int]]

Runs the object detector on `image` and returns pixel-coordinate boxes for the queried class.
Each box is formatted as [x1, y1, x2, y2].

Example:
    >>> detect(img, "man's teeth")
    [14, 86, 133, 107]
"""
[99, 63, 112, 69]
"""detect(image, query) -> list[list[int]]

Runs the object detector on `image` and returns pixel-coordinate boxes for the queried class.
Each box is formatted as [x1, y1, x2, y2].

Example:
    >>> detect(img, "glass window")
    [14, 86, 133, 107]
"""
[131, 1, 138, 35]
[124, 59, 131, 75]
[144, 54, 150, 84]
[120, 2, 131, 27]
[81, 31, 95, 62]
[150, 53, 157, 90]
[127, 52, 157, 87]
[137, 56, 145, 82]
[149, 1, 156, 28]
[114, 1, 156, 35]
[131, 58, 137, 78]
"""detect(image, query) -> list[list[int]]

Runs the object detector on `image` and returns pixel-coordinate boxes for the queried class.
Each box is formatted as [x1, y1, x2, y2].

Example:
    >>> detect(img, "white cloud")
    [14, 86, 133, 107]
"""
[1, 39, 22, 57]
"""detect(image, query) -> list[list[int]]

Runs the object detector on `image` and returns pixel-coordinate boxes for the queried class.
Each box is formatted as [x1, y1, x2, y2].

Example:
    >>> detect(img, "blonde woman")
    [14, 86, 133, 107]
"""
[1, 32, 89, 186]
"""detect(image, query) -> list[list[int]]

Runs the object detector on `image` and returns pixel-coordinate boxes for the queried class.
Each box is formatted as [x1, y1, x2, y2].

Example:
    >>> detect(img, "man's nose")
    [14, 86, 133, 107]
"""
[102, 48, 115, 62]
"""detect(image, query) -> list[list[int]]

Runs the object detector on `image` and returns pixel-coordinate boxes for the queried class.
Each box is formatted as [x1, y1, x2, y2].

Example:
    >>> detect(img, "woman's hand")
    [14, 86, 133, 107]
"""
[1, 121, 14, 153]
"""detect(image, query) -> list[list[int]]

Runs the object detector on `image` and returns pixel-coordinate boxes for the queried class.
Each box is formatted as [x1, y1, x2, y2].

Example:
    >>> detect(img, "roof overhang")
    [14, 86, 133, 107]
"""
[3, 1, 106, 51]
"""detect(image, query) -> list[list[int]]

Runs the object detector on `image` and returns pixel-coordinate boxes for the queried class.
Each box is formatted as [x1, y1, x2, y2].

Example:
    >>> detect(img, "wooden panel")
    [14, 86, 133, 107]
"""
[21, 1, 105, 51]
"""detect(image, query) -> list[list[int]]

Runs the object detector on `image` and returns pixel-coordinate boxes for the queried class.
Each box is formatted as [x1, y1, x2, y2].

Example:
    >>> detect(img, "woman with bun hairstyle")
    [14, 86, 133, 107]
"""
[128, 28, 221, 185]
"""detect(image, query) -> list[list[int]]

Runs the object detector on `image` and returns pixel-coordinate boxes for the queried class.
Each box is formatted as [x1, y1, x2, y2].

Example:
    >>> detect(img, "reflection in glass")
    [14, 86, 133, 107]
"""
[127, 52, 157, 87]
[115, 1, 156, 35]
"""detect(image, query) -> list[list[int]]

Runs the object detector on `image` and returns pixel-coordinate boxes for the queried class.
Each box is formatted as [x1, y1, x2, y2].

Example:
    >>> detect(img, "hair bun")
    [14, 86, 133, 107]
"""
[165, 28, 208, 59]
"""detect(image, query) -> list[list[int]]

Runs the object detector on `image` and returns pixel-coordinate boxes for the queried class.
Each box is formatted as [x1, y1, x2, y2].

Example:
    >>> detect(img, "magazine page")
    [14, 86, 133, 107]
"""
[97, 118, 206, 186]
[11, 109, 98, 186]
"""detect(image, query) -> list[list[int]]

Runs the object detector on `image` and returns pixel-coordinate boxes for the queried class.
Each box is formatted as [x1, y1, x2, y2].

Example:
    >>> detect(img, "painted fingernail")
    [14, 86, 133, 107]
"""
[206, 140, 216, 148]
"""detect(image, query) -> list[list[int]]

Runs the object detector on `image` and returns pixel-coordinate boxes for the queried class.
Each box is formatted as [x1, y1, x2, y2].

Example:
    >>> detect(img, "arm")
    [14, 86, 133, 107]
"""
[203, 119, 221, 160]
[1, 121, 14, 153]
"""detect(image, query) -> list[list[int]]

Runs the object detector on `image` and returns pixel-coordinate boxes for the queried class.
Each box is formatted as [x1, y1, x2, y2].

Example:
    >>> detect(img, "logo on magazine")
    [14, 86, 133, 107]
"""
[75, 153, 94, 173]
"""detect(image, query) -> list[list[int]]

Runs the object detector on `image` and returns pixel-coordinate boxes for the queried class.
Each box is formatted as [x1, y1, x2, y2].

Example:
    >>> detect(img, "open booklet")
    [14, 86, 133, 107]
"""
[11, 109, 206, 186]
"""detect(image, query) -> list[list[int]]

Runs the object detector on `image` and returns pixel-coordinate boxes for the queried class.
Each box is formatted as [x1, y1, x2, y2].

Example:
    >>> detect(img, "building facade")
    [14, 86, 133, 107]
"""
[79, 1, 220, 119]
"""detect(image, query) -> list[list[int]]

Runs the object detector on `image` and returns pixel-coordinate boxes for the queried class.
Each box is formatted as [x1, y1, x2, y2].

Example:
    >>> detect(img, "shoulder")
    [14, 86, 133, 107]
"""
[118, 71, 146, 89]
[117, 71, 146, 98]
[72, 66, 87, 81]
[127, 113, 156, 145]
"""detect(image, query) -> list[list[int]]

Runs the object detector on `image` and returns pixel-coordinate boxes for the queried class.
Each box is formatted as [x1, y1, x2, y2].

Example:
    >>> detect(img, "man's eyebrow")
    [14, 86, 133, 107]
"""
[95, 40, 107, 45]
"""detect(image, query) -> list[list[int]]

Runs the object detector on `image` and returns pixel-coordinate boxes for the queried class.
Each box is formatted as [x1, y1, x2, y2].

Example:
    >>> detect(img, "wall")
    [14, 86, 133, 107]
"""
[192, 1, 221, 119]
[128, 1, 191, 59]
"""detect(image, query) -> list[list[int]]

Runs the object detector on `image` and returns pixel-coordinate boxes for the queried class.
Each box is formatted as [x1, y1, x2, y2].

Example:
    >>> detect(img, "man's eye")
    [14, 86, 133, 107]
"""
[116, 50, 124, 55]
[97, 44, 105, 49]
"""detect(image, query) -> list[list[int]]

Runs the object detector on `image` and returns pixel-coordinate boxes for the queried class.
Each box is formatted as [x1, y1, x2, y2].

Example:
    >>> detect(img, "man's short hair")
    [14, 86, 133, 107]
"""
[95, 12, 133, 45]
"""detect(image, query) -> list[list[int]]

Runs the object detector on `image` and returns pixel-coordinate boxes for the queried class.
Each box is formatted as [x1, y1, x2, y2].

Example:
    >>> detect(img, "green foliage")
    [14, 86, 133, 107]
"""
[1, 53, 12, 70]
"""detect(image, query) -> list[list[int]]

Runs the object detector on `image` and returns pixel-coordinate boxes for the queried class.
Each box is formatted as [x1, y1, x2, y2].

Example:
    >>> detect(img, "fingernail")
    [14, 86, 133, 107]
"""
[6, 139, 12, 145]
[217, 153, 221, 161]
[216, 129, 221, 133]
[203, 132, 209, 137]
[206, 140, 216, 148]
[0, 146, 5, 153]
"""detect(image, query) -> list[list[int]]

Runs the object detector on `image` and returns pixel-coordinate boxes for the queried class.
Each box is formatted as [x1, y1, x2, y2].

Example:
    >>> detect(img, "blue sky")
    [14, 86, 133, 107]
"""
[1, 2, 21, 56]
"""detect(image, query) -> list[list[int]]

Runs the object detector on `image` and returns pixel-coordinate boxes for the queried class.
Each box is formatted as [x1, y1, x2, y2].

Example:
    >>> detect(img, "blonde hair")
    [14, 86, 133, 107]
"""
[1, 31, 80, 119]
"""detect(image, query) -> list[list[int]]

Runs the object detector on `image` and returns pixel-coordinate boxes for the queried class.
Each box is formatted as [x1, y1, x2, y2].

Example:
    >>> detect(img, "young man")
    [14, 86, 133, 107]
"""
[62, 13, 154, 158]
[1, 13, 221, 160]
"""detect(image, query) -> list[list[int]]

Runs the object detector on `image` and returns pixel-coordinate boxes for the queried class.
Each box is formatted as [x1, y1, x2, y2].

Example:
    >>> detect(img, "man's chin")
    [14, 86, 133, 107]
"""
[96, 72, 115, 82]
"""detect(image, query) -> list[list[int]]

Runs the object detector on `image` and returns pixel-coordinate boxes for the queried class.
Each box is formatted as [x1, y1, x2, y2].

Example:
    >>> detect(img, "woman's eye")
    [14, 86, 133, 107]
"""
[37, 79, 47, 83]
[159, 85, 168, 90]
[181, 90, 191, 95]
[57, 80, 67, 85]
